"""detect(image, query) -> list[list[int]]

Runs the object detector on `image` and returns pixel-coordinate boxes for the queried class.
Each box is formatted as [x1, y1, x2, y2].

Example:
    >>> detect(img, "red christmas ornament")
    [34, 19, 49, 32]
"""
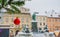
[14, 17, 20, 25]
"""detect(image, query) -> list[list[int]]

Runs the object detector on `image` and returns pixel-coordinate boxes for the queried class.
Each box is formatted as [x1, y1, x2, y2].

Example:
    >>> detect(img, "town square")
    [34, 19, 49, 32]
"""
[0, 0, 60, 37]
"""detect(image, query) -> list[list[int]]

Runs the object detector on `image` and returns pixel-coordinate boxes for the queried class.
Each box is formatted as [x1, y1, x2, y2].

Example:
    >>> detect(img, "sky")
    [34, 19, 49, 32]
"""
[24, 0, 60, 16]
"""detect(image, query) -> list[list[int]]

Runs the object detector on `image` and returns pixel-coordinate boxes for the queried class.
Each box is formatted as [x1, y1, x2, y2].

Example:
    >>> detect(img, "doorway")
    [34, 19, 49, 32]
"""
[0, 29, 9, 37]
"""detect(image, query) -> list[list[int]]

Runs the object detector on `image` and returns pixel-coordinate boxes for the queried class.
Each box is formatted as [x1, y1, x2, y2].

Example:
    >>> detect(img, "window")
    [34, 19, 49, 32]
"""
[59, 19, 60, 22]
[22, 24, 26, 28]
[21, 18, 24, 22]
[50, 28, 52, 30]
[43, 17, 46, 21]
[11, 17, 14, 22]
[6, 18, 8, 23]
[40, 23, 42, 25]
[53, 19, 54, 21]
[39, 28, 42, 30]
[56, 28, 59, 30]
[52, 19, 54, 22]
[22, 24, 24, 27]
[39, 17, 42, 21]
[43, 23, 45, 25]
[26, 18, 28, 22]
[55, 19, 57, 21]
[51, 19, 52, 22]
[58, 19, 60, 22]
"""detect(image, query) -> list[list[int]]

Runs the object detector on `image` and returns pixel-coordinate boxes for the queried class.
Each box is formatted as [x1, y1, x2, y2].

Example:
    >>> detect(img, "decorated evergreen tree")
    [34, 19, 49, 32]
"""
[0, 0, 25, 13]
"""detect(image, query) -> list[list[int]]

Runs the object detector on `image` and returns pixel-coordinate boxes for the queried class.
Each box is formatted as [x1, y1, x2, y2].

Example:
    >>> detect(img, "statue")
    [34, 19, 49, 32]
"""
[32, 12, 39, 21]
[32, 13, 36, 21]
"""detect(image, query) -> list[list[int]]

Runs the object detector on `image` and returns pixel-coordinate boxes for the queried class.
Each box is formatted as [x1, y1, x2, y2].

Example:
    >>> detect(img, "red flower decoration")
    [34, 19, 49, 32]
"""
[14, 17, 20, 25]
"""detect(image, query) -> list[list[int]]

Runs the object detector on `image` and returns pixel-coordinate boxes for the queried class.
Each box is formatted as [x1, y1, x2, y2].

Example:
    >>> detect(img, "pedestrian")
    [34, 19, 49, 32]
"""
[15, 30, 19, 36]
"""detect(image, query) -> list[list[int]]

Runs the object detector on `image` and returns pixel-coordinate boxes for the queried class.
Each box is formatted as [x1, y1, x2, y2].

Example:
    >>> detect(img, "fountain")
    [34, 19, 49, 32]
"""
[16, 25, 33, 37]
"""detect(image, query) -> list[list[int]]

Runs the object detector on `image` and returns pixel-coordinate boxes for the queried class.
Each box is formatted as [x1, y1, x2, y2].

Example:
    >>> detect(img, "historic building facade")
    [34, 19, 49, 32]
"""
[47, 17, 60, 32]
[0, 7, 32, 36]
[36, 15, 48, 33]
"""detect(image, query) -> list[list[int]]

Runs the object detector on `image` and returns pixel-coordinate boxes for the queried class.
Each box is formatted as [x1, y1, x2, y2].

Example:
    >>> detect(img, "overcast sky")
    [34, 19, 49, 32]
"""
[24, 0, 60, 16]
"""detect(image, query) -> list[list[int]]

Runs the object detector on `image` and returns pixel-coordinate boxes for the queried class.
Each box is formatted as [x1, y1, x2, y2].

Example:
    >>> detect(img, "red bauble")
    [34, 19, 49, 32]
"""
[14, 17, 20, 25]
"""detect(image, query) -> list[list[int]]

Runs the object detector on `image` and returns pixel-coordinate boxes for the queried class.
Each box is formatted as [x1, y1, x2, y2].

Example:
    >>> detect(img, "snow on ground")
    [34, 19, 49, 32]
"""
[33, 33, 55, 37]
[16, 32, 55, 37]
[33, 33, 45, 37]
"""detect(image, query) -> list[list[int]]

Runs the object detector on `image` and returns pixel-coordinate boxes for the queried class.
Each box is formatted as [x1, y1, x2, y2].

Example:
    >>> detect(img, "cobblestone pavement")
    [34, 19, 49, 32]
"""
[33, 33, 55, 37]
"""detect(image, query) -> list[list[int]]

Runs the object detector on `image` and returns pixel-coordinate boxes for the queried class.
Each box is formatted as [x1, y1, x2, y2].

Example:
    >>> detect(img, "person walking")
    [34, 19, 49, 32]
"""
[15, 30, 19, 37]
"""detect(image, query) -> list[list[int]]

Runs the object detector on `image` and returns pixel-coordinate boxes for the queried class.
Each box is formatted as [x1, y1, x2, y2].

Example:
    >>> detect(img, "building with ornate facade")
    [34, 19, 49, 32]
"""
[31, 13, 48, 33]
[47, 17, 60, 32]
[0, 7, 32, 36]
[36, 15, 48, 33]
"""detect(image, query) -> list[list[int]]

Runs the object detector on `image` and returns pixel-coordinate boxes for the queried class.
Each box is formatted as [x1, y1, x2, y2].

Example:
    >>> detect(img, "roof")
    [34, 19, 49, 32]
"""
[36, 13, 47, 16]
[36, 15, 47, 17]
[48, 17, 60, 19]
